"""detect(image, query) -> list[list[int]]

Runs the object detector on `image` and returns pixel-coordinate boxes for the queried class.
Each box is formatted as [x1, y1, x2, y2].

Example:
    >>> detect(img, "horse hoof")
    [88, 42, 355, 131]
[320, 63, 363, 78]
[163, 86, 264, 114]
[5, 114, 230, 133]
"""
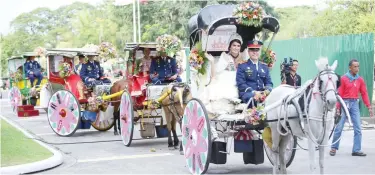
[114, 131, 118, 135]
[168, 147, 174, 150]
[179, 151, 184, 155]
[174, 146, 179, 149]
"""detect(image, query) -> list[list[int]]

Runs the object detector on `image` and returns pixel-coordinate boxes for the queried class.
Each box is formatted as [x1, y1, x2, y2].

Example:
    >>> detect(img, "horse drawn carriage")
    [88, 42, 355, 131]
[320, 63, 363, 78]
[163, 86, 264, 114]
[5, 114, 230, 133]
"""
[119, 42, 189, 149]
[181, 4, 298, 174]
[8, 52, 48, 114]
[45, 48, 123, 136]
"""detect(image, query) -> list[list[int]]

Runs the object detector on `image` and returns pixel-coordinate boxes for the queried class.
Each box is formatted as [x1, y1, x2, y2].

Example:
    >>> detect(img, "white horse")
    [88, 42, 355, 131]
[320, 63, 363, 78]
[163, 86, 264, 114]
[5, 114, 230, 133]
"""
[264, 57, 350, 174]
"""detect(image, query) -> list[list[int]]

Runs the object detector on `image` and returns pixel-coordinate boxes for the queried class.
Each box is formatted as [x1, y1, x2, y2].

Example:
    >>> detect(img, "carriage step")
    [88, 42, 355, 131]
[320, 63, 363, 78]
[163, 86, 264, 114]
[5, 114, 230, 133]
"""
[17, 110, 39, 117]
[17, 105, 35, 112]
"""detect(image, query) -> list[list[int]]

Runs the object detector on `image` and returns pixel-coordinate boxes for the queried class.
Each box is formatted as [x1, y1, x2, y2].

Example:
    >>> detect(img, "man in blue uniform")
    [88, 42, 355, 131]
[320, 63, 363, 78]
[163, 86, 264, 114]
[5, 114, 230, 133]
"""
[75, 54, 86, 75]
[80, 53, 111, 87]
[236, 40, 273, 104]
[24, 55, 43, 87]
[149, 52, 181, 84]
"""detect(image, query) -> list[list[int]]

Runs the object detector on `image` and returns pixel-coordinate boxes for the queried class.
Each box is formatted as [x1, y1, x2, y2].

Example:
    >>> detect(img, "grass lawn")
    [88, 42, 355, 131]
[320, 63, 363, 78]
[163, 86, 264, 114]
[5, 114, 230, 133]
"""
[1, 119, 53, 167]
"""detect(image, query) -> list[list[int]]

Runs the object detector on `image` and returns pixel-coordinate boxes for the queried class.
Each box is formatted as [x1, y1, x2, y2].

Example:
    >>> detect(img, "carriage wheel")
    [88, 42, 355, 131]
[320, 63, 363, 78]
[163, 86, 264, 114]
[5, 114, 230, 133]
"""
[9, 87, 21, 113]
[119, 91, 134, 146]
[91, 106, 115, 131]
[264, 135, 297, 168]
[182, 98, 212, 175]
[47, 90, 80, 137]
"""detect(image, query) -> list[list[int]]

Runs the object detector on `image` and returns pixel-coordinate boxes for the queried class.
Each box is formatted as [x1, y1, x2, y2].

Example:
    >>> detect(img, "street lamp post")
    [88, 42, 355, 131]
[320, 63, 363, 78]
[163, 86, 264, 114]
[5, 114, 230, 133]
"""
[133, 0, 137, 43]
[137, 0, 141, 43]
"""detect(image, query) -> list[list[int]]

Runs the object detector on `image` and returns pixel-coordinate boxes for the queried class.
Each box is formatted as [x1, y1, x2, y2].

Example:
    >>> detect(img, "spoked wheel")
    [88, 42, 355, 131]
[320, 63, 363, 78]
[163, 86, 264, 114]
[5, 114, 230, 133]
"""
[182, 98, 212, 175]
[119, 92, 134, 146]
[9, 87, 21, 113]
[47, 90, 80, 137]
[91, 105, 115, 131]
[264, 134, 297, 168]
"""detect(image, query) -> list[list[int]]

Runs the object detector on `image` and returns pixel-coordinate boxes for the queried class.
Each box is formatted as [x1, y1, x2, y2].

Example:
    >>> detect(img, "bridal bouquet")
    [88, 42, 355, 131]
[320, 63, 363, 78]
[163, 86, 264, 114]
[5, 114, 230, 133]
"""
[233, 1, 265, 27]
[156, 34, 182, 57]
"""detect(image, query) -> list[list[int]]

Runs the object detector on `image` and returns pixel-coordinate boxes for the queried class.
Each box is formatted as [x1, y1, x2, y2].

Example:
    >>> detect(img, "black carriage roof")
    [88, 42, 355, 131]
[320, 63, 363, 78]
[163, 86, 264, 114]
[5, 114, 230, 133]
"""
[188, 4, 280, 36]
[123, 43, 158, 51]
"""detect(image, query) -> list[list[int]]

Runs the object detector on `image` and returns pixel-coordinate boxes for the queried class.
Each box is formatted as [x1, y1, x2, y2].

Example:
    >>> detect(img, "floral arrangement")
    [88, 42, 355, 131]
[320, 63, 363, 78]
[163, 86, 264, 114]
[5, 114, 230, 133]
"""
[99, 42, 117, 59]
[10, 70, 23, 82]
[244, 105, 266, 125]
[156, 34, 182, 57]
[83, 44, 100, 52]
[233, 1, 265, 27]
[189, 41, 209, 75]
[87, 94, 106, 112]
[260, 48, 276, 68]
[34, 46, 46, 57]
[58, 62, 72, 78]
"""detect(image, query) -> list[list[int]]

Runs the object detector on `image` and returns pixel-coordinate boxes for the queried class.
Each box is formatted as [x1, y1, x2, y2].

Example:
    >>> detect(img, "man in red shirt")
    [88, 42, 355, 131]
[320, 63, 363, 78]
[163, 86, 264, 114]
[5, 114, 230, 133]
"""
[330, 59, 373, 157]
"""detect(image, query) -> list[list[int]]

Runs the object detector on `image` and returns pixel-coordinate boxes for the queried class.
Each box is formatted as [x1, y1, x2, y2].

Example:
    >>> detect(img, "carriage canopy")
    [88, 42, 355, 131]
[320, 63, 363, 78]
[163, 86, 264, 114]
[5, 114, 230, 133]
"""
[188, 4, 280, 52]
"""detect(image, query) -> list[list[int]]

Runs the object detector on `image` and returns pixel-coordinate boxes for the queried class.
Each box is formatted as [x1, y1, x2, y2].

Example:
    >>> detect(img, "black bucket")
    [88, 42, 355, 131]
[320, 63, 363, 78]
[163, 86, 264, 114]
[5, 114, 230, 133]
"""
[210, 141, 227, 164]
[155, 125, 169, 138]
[243, 139, 264, 165]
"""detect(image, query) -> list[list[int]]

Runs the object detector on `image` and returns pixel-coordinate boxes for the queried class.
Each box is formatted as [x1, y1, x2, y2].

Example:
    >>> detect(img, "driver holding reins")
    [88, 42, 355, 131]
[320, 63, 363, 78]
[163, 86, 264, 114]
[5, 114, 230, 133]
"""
[236, 40, 273, 105]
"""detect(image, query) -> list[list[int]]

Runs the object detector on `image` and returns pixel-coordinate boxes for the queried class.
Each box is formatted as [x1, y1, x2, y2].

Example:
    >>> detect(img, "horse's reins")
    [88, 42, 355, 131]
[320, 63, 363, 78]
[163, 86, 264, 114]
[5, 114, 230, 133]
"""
[276, 69, 342, 149]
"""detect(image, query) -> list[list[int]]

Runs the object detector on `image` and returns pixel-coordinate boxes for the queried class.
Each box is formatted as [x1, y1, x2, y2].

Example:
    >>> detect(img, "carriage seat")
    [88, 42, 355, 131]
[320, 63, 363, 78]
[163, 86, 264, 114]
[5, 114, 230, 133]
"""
[94, 84, 112, 96]
[145, 84, 169, 101]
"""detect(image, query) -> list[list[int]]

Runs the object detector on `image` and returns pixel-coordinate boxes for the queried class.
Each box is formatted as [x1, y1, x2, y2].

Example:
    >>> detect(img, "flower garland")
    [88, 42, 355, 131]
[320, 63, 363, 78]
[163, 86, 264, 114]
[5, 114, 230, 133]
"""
[156, 34, 182, 57]
[189, 41, 209, 75]
[58, 62, 72, 78]
[260, 48, 276, 68]
[233, 1, 265, 27]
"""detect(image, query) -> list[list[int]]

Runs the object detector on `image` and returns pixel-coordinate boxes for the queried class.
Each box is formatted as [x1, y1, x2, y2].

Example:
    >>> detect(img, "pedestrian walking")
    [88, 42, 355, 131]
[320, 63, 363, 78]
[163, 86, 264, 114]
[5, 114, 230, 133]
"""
[330, 59, 373, 157]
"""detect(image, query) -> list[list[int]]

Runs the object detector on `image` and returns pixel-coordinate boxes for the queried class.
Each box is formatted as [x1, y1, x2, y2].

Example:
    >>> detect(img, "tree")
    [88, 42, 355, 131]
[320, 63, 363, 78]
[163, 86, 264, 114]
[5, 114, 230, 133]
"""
[308, 0, 375, 37]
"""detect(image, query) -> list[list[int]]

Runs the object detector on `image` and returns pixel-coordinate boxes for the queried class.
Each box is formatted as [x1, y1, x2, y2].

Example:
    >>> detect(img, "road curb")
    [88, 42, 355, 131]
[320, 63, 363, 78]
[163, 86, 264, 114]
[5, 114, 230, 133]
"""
[0, 115, 63, 174]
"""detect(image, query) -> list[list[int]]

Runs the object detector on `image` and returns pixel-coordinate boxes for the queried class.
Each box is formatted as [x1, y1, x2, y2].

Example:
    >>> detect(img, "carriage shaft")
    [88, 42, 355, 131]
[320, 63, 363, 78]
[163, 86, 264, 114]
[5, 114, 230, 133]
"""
[142, 89, 172, 106]
[102, 90, 124, 101]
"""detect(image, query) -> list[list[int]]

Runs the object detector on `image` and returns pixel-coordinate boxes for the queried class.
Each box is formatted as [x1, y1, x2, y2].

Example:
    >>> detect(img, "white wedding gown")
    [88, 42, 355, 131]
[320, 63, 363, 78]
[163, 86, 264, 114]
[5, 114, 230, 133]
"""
[200, 52, 246, 117]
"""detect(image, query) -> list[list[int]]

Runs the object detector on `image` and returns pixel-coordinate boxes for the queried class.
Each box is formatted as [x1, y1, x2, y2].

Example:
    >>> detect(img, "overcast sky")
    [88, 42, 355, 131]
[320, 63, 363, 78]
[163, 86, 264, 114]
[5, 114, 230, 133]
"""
[0, 0, 323, 35]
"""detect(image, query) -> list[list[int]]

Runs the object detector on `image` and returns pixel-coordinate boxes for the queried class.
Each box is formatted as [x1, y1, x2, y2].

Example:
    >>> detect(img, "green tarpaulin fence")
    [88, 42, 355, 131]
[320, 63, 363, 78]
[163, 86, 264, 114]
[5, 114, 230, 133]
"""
[268, 33, 374, 117]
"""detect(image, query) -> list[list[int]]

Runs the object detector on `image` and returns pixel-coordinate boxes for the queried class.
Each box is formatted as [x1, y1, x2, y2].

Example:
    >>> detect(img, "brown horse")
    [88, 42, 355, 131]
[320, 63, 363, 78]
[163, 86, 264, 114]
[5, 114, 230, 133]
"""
[160, 82, 192, 154]
[110, 78, 129, 135]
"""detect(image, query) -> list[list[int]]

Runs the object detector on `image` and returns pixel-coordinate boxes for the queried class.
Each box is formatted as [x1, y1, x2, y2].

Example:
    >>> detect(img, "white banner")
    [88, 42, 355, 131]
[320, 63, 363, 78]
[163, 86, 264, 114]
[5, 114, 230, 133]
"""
[201, 25, 237, 52]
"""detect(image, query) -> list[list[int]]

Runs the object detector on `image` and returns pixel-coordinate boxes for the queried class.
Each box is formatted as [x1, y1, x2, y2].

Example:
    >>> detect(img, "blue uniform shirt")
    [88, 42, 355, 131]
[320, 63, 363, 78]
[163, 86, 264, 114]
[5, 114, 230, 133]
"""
[24, 60, 41, 75]
[236, 59, 273, 102]
[80, 60, 103, 82]
[149, 56, 178, 82]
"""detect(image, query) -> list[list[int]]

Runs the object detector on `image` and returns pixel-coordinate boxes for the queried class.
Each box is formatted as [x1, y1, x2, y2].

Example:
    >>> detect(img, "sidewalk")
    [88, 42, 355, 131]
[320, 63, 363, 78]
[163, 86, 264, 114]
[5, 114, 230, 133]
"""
[0, 115, 63, 174]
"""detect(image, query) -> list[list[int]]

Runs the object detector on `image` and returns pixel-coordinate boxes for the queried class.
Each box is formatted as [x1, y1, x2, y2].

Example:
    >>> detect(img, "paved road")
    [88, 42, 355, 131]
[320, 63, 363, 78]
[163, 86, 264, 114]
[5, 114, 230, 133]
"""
[1, 98, 375, 174]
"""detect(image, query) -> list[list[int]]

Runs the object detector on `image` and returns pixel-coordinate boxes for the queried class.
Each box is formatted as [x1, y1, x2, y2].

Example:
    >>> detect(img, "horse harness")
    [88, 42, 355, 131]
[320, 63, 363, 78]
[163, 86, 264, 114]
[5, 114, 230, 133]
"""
[265, 69, 340, 146]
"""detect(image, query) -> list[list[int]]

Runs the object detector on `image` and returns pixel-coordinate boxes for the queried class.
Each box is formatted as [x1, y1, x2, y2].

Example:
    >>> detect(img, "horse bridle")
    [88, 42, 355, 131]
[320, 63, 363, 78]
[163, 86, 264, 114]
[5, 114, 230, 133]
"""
[313, 70, 339, 105]
[303, 70, 339, 146]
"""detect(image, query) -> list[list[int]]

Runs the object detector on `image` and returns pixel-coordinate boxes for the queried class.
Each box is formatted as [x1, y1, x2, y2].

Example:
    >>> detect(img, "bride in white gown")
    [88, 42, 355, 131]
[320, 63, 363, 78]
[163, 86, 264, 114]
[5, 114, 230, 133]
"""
[202, 33, 249, 117]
